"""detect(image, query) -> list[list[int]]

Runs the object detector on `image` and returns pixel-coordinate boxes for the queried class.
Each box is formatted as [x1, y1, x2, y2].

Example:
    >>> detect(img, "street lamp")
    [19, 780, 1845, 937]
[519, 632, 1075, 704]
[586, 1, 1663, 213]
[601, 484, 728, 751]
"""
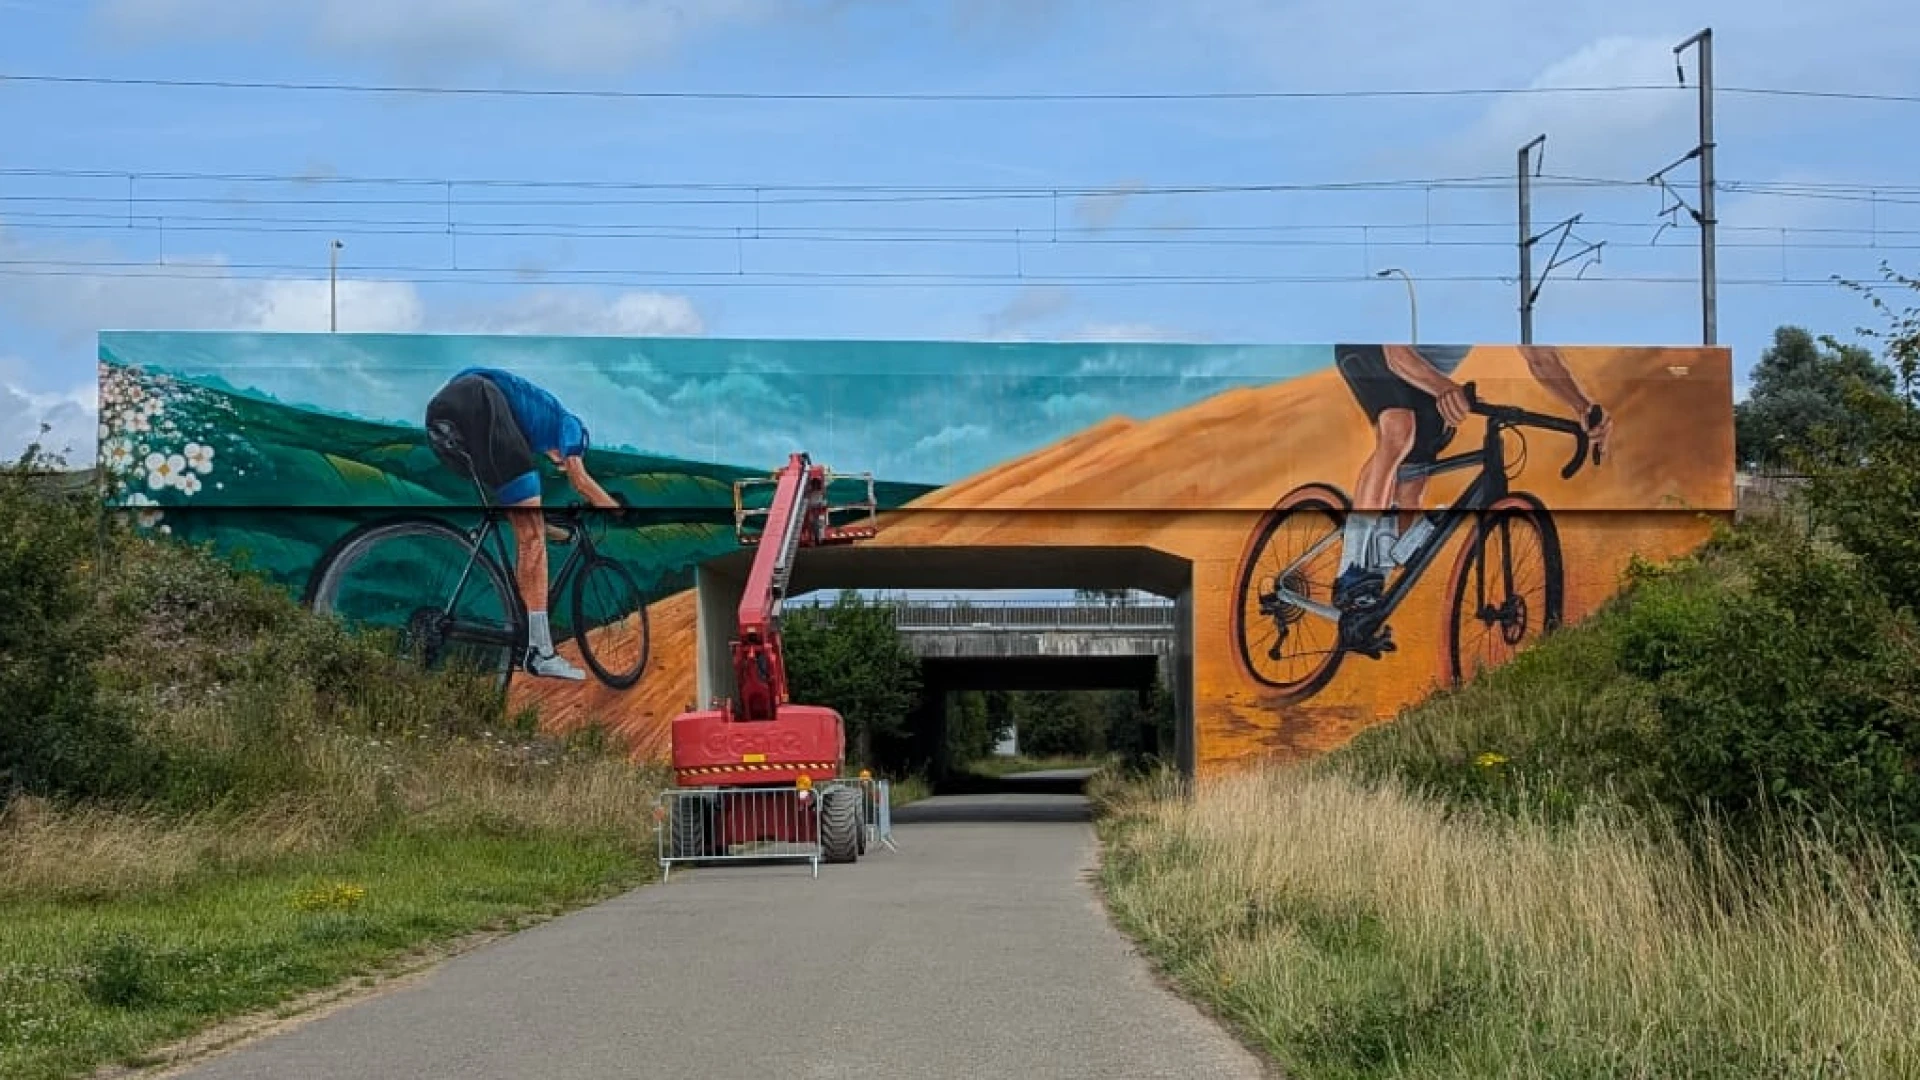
[329, 239, 344, 332]
[1376, 267, 1417, 344]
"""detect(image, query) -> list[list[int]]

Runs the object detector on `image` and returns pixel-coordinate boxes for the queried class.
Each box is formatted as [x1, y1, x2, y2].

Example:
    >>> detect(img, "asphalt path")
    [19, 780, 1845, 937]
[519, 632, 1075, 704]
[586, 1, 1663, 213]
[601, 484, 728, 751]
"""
[168, 784, 1267, 1079]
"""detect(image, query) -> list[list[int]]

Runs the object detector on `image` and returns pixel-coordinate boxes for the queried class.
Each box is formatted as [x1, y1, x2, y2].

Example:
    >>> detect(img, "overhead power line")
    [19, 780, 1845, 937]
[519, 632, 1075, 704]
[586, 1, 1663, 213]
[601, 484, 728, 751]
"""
[3, 71, 1917, 105]
[0, 259, 1869, 290]
[7, 212, 1920, 254]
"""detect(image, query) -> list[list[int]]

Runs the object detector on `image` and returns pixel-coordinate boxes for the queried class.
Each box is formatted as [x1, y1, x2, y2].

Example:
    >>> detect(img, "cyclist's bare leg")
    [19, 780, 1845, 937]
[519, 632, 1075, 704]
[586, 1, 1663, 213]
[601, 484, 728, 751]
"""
[507, 495, 584, 681]
[1340, 409, 1415, 603]
[508, 498, 548, 608]
[1392, 475, 1428, 534]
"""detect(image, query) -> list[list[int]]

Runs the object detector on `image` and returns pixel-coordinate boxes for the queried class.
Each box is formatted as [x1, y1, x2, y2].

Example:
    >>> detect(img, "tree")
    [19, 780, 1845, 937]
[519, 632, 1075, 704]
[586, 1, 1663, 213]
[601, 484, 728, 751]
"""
[1801, 265, 1920, 613]
[1734, 325, 1899, 471]
[779, 591, 923, 769]
[944, 690, 1012, 763]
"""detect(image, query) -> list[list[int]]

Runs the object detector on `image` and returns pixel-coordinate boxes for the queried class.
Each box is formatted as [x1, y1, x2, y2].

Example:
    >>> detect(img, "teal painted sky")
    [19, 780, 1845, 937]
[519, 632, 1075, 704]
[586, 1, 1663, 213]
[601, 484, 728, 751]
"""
[99, 331, 1331, 485]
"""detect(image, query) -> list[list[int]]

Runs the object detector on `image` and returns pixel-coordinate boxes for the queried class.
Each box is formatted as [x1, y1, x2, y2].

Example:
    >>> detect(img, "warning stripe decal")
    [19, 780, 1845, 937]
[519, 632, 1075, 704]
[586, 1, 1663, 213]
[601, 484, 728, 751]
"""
[674, 762, 839, 776]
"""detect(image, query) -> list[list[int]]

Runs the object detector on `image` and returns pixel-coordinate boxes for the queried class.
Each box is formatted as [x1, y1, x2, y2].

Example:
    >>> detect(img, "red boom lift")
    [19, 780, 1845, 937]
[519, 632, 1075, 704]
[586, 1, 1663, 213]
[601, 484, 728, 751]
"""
[666, 452, 878, 864]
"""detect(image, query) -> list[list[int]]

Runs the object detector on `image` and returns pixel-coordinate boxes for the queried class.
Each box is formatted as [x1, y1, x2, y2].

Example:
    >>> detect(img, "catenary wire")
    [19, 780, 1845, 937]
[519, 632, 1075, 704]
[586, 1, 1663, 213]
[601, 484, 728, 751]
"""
[4, 71, 1919, 105]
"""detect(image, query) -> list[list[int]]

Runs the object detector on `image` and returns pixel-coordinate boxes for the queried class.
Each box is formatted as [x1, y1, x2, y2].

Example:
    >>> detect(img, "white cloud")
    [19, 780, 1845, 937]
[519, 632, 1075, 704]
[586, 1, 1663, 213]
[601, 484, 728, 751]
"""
[1393, 34, 1694, 182]
[983, 285, 1075, 337]
[454, 289, 704, 337]
[91, 0, 775, 76]
[1068, 322, 1189, 343]
[0, 367, 96, 465]
[913, 423, 989, 454]
[0, 225, 707, 462]
[1073, 187, 1140, 231]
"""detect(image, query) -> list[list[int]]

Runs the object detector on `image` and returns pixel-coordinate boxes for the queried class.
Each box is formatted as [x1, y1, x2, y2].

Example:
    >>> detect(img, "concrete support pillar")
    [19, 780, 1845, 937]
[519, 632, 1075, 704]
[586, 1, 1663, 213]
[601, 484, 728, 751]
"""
[694, 561, 747, 709]
[1171, 585, 1196, 779]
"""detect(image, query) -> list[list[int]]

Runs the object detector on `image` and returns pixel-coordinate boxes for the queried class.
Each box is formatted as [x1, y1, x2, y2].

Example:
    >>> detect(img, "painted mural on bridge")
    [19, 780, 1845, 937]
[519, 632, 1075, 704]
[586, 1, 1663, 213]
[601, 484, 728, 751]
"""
[95, 332, 1733, 773]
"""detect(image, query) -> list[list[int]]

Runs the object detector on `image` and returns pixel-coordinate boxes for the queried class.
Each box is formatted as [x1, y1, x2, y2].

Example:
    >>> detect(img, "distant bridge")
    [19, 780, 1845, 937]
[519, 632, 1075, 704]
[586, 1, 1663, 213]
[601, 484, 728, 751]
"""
[878, 599, 1179, 691]
[885, 599, 1177, 632]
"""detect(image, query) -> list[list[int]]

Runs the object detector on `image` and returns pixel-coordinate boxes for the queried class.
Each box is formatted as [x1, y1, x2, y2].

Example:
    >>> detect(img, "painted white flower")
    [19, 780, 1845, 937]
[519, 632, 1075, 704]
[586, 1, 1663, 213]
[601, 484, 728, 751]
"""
[104, 439, 134, 472]
[145, 452, 179, 491]
[125, 492, 154, 507]
[177, 472, 202, 496]
[184, 442, 214, 474]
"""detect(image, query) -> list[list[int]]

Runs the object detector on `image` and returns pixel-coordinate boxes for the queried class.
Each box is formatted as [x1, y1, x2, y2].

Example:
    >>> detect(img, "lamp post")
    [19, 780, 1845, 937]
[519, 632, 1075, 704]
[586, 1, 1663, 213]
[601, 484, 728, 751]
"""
[329, 239, 344, 332]
[1376, 267, 1417, 344]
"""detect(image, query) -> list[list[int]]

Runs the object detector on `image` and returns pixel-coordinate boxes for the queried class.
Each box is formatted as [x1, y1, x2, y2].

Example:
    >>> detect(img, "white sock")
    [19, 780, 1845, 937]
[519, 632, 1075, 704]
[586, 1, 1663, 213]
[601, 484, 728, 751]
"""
[528, 610, 554, 655]
[1340, 513, 1379, 574]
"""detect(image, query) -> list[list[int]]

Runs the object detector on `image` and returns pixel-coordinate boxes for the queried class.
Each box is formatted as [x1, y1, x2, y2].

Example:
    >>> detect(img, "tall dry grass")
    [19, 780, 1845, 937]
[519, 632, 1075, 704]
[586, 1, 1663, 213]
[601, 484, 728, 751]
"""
[0, 721, 668, 903]
[1099, 766, 1920, 1078]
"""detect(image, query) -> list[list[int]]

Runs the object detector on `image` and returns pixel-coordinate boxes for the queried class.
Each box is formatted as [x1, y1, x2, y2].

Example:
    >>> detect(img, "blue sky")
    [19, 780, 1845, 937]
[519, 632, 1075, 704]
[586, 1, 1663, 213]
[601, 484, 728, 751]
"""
[7, 0, 1920, 468]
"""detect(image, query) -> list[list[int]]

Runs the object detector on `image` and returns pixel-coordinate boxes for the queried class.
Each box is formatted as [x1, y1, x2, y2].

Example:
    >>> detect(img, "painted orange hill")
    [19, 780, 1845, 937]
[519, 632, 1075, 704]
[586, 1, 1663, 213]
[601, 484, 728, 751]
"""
[518, 345, 1733, 775]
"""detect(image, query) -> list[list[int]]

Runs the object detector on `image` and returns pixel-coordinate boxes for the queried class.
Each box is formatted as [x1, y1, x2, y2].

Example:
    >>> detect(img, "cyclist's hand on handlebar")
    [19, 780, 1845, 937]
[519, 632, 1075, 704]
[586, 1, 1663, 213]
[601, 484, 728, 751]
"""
[1585, 408, 1614, 467]
[1435, 382, 1471, 426]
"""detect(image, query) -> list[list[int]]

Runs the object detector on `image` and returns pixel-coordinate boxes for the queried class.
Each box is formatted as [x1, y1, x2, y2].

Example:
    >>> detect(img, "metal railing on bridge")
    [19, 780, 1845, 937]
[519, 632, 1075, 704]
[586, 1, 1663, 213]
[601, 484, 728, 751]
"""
[885, 599, 1176, 632]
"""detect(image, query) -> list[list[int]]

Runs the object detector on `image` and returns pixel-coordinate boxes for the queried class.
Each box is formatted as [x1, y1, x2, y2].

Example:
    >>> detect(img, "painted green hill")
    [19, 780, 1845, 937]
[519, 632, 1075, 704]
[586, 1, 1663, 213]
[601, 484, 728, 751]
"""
[95, 360, 938, 606]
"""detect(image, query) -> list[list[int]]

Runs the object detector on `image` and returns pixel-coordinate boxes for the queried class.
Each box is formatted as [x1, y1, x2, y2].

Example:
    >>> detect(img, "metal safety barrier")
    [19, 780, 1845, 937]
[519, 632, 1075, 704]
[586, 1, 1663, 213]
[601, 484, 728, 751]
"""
[887, 599, 1176, 632]
[654, 777, 896, 879]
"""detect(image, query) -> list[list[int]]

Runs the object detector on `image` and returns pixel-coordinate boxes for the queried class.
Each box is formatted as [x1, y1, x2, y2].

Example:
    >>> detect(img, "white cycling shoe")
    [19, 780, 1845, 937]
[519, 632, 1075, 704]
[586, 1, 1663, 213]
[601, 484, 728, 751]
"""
[525, 648, 587, 682]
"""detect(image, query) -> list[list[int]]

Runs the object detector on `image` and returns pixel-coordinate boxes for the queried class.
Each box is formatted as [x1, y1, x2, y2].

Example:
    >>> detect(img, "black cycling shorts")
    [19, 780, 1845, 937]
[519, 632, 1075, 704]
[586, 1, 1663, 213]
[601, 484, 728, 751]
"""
[424, 374, 539, 499]
[1335, 343, 1456, 467]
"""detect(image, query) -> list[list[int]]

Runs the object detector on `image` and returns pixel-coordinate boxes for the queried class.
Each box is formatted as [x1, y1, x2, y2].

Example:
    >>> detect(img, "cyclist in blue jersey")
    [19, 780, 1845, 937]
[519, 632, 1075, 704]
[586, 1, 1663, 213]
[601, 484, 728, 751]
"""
[1331, 343, 1613, 613]
[423, 367, 618, 681]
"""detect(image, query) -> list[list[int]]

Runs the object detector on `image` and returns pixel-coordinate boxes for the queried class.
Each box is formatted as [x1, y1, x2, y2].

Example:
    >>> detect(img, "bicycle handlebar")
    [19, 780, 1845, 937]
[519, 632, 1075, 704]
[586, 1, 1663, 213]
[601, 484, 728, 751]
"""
[1461, 382, 1604, 480]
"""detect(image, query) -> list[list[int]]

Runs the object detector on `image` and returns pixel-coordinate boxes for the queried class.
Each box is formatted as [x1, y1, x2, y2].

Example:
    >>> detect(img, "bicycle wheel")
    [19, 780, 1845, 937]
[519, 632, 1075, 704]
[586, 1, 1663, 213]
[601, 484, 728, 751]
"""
[306, 516, 525, 692]
[1443, 493, 1564, 687]
[1231, 483, 1351, 700]
[569, 555, 651, 689]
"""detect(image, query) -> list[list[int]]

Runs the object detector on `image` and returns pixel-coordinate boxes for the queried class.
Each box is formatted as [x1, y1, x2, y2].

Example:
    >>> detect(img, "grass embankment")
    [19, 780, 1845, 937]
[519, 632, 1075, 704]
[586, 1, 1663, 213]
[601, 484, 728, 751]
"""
[961, 754, 1114, 779]
[1, 467, 668, 1080]
[1096, 520, 1920, 1078]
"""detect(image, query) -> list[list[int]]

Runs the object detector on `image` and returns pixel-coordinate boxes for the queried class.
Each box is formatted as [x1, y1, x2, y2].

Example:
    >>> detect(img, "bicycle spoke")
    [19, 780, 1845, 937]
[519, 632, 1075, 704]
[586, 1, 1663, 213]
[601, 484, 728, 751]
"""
[1235, 491, 1348, 694]
[1453, 506, 1553, 682]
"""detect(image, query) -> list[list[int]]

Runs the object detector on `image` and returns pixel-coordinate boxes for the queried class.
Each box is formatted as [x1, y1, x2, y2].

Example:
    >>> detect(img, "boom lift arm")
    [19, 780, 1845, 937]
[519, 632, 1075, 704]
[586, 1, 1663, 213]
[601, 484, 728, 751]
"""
[727, 452, 876, 725]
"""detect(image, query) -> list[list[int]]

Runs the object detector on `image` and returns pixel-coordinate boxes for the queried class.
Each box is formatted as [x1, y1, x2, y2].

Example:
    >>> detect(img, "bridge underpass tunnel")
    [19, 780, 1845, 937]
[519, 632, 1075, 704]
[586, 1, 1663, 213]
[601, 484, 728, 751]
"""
[692, 545, 1196, 786]
[903, 652, 1173, 795]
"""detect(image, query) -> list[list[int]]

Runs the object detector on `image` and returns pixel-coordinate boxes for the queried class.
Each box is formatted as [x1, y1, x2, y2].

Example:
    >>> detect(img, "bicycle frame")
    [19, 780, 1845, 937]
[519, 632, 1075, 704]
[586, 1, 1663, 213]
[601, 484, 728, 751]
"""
[441, 501, 598, 641]
[1266, 383, 1595, 628]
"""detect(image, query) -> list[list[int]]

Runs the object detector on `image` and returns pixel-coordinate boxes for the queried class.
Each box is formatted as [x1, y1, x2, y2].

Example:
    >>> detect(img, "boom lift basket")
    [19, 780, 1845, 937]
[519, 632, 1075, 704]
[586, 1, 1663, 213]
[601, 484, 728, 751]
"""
[733, 468, 878, 546]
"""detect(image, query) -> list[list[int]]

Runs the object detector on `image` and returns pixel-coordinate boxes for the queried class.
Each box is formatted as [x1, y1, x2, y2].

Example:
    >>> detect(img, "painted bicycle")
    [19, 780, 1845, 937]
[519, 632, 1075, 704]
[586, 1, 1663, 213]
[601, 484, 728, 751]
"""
[1230, 382, 1604, 701]
[304, 498, 652, 693]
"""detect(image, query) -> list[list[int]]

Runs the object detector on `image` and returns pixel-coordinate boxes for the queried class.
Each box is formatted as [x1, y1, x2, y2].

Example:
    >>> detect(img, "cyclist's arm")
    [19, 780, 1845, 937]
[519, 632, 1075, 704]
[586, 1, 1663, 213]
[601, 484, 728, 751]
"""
[1519, 346, 1600, 419]
[1382, 345, 1463, 399]
[560, 455, 619, 509]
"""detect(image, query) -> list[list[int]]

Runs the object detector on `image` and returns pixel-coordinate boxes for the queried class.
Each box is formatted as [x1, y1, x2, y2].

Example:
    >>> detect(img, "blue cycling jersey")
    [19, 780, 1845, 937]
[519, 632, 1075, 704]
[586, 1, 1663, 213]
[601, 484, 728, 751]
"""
[1410, 345, 1473, 377]
[454, 367, 588, 458]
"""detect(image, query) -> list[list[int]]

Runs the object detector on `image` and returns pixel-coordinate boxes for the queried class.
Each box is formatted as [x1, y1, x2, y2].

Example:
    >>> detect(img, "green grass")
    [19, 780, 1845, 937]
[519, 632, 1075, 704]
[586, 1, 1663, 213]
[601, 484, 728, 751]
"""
[886, 775, 932, 807]
[0, 828, 655, 1080]
[959, 754, 1114, 779]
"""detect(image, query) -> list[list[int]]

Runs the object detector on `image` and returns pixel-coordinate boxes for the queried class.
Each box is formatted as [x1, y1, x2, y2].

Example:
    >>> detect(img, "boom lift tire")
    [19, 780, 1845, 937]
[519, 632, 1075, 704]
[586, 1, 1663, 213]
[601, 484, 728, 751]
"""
[819, 785, 862, 864]
[671, 793, 718, 858]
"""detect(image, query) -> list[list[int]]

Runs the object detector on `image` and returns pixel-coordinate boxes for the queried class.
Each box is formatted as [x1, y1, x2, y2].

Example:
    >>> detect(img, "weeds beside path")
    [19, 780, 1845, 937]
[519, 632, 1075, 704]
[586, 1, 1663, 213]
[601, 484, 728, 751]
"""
[1094, 768, 1920, 1079]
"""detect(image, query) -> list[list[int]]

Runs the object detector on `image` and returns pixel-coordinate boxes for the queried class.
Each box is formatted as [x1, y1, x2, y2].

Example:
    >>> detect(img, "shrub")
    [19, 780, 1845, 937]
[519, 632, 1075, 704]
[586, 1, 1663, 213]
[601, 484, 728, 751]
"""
[0, 447, 162, 802]
[1623, 517, 1920, 849]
